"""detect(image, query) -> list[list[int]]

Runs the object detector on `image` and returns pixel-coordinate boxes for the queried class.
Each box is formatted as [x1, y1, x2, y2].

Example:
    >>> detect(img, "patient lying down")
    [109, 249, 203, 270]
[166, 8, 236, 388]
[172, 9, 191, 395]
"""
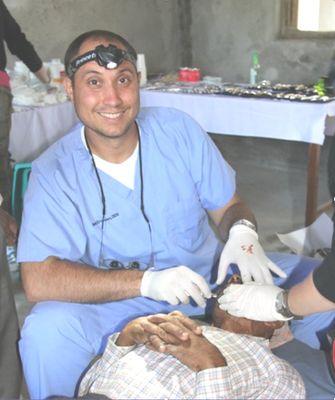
[78, 275, 305, 399]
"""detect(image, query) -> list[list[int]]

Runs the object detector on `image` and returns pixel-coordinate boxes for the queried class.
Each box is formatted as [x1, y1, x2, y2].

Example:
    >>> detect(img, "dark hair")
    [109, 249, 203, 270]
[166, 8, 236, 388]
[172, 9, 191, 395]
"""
[64, 30, 137, 77]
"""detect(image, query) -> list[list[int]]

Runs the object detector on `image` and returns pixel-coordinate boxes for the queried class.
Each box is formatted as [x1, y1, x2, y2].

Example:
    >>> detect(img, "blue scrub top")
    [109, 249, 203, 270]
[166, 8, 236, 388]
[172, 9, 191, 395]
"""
[17, 107, 236, 285]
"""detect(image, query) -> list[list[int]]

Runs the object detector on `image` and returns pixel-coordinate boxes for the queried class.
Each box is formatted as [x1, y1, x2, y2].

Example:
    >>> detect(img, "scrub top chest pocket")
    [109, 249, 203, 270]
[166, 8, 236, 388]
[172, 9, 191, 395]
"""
[167, 197, 207, 251]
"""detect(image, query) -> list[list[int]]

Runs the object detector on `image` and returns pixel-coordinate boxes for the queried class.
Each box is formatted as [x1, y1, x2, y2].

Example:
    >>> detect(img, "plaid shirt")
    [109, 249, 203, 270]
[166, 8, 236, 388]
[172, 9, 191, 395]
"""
[78, 326, 305, 399]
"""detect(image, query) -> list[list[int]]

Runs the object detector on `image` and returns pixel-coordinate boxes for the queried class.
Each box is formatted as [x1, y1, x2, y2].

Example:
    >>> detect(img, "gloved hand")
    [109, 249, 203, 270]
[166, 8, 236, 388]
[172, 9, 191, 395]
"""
[217, 225, 287, 284]
[140, 265, 211, 307]
[218, 282, 290, 321]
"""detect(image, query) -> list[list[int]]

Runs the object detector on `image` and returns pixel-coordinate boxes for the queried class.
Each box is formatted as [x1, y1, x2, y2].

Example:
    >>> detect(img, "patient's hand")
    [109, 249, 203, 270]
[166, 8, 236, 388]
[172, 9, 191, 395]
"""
[150, 325, 227, 371]
[116, 311, 201, 348]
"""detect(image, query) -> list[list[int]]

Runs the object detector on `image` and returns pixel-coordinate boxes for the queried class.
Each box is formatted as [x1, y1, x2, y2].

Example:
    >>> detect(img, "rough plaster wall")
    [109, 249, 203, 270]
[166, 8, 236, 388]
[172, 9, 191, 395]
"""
[178, 0, 192, 66]
[191, 0, 335, 84]
[6, 0, 335, 84]
[6, 0, 182, 74]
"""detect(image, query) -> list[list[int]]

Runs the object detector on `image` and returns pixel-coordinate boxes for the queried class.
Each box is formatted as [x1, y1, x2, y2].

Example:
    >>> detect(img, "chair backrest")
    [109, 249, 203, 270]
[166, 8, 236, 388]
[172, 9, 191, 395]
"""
[11, 162, 32, 224]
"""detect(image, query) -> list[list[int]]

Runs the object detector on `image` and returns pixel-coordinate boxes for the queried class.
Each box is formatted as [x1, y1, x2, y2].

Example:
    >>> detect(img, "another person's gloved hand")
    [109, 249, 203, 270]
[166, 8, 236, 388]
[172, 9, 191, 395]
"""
[217, 224, 287, 284]
[218, 282, 290, 321]
[141, 265, 211, 307]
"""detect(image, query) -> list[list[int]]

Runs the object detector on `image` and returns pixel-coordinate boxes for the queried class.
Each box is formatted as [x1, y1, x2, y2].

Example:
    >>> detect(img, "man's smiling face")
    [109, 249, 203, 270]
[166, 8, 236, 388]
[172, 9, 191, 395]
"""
[64, 37, 140, 141]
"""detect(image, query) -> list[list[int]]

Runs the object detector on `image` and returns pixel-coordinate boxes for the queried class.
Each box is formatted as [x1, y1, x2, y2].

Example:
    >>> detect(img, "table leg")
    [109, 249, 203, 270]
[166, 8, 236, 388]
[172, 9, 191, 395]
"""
[305, 143, 321, 226]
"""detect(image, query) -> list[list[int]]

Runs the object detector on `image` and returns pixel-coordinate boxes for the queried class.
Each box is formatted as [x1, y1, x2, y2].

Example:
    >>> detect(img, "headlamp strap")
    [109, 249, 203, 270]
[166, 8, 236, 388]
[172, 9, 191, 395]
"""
[73, 50, 98, 69]
[67, 44, 136, 77]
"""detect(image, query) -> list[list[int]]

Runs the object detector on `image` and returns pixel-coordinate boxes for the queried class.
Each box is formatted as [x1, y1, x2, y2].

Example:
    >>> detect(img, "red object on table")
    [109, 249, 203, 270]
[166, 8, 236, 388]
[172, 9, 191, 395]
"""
[188, 68, 201, 82]
[178, 67, 201, 82]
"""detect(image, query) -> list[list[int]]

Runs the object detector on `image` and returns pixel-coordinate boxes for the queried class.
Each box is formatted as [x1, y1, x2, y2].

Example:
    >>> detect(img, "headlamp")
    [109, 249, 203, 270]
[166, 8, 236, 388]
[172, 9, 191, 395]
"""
[67, 44, 137, 77]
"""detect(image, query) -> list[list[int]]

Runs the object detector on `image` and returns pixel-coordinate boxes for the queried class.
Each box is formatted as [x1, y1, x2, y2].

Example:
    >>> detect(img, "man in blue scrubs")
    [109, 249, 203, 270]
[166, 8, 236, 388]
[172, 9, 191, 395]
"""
[16, 30, 331, 398]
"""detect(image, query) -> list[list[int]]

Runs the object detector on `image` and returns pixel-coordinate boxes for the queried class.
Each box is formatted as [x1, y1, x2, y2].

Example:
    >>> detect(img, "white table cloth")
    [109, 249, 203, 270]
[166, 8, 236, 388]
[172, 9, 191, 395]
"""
[9, 101, 78, 163]
[10, 91, 335, 163]
[140, 90, 335, 145]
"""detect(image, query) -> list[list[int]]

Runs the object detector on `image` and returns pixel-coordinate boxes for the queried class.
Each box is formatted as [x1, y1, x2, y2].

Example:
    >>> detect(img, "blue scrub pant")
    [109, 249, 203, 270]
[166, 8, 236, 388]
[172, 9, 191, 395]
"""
[273, 339, 335, 399]
[19, 253, 335, 399]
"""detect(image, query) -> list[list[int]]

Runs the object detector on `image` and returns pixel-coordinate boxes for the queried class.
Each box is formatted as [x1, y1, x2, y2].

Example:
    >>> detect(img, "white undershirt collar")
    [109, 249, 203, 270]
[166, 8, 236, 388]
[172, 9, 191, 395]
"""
[81, 127, 139, 190]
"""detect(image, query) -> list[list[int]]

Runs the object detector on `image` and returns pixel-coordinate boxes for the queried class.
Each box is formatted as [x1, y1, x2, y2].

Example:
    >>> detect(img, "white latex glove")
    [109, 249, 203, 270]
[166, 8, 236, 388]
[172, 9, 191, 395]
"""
[218, 282, 290, 321]
[217, 225, 287, 284]
[140, 265, 211, 308]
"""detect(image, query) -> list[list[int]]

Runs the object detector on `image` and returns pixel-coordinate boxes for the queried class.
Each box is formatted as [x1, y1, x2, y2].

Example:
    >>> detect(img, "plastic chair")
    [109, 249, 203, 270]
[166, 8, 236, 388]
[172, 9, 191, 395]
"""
[11, 162, 32, 223]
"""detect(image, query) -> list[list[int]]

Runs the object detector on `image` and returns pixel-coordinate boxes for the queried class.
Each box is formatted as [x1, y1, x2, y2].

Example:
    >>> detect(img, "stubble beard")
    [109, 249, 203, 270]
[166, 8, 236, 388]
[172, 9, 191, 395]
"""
[84, 118, 139, 154]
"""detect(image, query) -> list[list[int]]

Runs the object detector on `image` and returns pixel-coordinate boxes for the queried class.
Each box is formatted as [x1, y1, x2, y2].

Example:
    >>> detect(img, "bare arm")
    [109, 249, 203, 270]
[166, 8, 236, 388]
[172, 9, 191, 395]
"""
[34, 65, 50, 84]
[288, 271, 335, 316]
[208, 193, 257, 242]
[21, 256, 143, 303]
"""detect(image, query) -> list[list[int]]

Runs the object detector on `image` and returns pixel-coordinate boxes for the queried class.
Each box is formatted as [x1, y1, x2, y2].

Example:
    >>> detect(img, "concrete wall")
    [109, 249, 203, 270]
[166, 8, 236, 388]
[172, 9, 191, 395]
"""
[6, 0, 183, 74]
[191, 0, 335, 84]
[6, 0, 335, 84]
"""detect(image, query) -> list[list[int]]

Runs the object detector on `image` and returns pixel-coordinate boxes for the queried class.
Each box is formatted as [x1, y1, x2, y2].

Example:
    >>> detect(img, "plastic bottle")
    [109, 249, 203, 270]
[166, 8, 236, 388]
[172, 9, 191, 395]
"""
[49, 59, 64, 86]
[137, 54, 147, 86]
[249, 52, 260, 85]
